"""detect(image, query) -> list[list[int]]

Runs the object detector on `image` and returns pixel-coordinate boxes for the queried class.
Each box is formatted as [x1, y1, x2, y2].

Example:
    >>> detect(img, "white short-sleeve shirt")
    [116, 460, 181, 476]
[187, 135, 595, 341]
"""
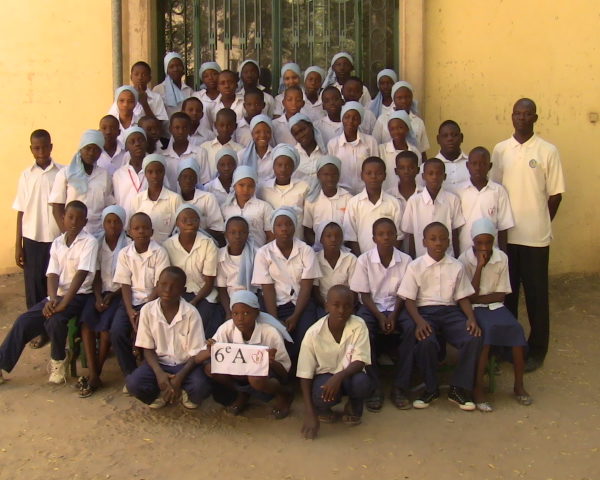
[303, 187, 352, 231]
[98, 236, 132, 293]
[13, 161, 63, 243]
[327, 132, 379, 196]
[257, 179, 309, 238]
[490, 134, 565, 247]
[184, 189, 225, 232]
[215, 246, 257, 296]
[314, 250, 357, 300]
[207, 95, 245, 126]
[112, 162, 147, 222]
[152, 81, 194, 118]
[189, 123, 216, 149]
[211, 319, 291, 372]
[456, 180, 515, 254]
[397, 253, 475, 307]
[343, 189, 405, 253]
[401, 188, 465, 257]
[300, 92, 326, 122]
[293, 144, 326, 184]
[200, 138, 243, 181]
[237, 144, 274, 182]
[458, 247, 511, 309]
[297, 314, 371, 379]
[419, 151, 470, 195]
[313, 116, 342, 146]
[350, 247, 411, 312]
[233, 117, 252, 147]
[162, 232, 219, 302]
[203, 177, 230, 205]
[161, 141, 211, 188]
[272, 115, 297, 145]
[48, 165, 114, 236]
[135, 297, 206, 366]
[109, 88, 169, 121]
[220, 196, 274, 248]
[98, 141, 128, 176]
[131, 187, 182, 244]
[46, 231, 99, 296]
[252, 238, 322, 305]
[113, 240, 171, 306]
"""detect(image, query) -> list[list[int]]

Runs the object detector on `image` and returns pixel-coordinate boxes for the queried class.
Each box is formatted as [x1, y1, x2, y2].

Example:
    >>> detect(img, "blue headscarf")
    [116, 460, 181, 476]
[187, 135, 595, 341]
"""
[238, 115, 273, 170]
[288, 113, 327, 154]
[99, 205, 128, 270]
[341, 101, 364, 124]
[237, 59, 261, 91]
[388, 110, 418, 147]
[215, 146, 239, 166]
[322, 52, 354, 89]
[369, 69, 398, 117]
[177, 156, 201, 181]
[223, 166, 258, 207]
[163, 52, 186, 108]
[278, 62, 302, 94]
[142, 153, 167, 172]
[229, 290, 293, 342]
[303, 66, 326, 86]
[270, 206, 298, 232]
[197, 62, 222, 90]
[271, 143, 300, 171]
[391, 81, 419, 115]
[306, 155, 342, 202]
[67, 130, 105, 194]
[123, 126, 147, 144]
[114, 85, 139, 104]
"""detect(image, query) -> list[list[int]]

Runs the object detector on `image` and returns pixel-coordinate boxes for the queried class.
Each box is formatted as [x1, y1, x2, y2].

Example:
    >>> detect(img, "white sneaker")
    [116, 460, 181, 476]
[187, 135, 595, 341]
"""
[149, 396, 166, 409]
[122, 384, 131, 396]
[181, 390, 199, 409]
[48, 358, 67, 384]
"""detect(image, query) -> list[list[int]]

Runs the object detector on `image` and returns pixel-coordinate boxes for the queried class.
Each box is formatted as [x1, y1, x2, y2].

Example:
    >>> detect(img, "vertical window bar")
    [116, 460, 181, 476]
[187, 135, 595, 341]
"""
[272, 0, 281, 85]
[257, 0, 262, 63]
[354, 0, 362, 78]
[193, 0, 201, 88]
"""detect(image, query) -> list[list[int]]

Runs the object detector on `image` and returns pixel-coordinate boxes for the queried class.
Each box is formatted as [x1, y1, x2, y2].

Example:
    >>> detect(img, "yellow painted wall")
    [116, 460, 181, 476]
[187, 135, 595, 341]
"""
[1, 2, 113, 275]
[423, 0, 600, 274]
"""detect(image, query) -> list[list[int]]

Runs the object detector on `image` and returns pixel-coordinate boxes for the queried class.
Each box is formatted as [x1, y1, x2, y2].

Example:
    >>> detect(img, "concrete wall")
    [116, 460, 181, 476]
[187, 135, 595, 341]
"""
[423, 0, 600, 274]
[1, 2, 113, 274]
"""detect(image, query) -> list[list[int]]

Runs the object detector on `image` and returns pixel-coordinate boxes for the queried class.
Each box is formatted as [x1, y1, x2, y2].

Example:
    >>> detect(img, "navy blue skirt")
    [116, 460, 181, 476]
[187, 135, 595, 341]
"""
[80, 294, 122, 332]
[474, 306, 527, 347]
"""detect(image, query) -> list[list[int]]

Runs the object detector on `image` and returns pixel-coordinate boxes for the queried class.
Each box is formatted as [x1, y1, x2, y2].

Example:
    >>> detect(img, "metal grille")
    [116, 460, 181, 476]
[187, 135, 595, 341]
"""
[156, 0, 398, 93]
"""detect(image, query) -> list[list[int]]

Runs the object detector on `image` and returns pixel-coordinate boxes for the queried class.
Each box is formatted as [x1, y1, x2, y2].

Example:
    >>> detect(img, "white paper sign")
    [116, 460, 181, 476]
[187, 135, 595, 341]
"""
[210, 342, 270, 376]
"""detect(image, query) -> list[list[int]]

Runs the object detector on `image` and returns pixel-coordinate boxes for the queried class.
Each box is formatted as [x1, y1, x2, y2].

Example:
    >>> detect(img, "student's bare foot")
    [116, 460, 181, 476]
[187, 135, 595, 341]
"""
[29, 333, 49, 349]
[514, 387, 533, 406]
[342, 401, 361, 426]
[226, 392, 250, 416]
[271, 388, 293, 420]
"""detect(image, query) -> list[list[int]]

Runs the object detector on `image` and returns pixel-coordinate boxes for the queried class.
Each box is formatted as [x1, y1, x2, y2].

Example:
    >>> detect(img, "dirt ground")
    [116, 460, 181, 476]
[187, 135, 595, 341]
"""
[0, 272, 598, 480]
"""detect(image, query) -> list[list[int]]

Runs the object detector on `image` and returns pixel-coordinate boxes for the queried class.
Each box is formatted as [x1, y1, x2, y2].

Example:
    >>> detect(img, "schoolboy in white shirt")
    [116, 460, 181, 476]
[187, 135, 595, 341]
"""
[350, 218, 412, 412]
[97, 115, 128, 175]
[456, 146, 514, 254]
[272, 86, 305, 145]
[343, 157, 404, 256]
[181, 97, 215, 148]
[126, 266, 211, 410]
[397, 222, 482, 411]
[0, 201, 98, 385]
[401, 158, 465, 258]
[111, 212, 171, 381]
[200, 108, 243, 180]
[14, 129, 62, 311]
[208, 71, 245, 126]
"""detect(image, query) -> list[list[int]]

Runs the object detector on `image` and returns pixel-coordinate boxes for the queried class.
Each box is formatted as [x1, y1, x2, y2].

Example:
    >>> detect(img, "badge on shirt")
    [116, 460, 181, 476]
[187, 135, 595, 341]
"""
[529, 159, 537, 168]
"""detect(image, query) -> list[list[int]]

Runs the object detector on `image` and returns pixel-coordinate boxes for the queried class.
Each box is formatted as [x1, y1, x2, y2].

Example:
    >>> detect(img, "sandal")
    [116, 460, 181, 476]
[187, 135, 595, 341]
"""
[476, 402, 494, 413]
[271, 406, 290, 420]
[515, 394, 533, 406]
[318, 410, 338, 423]
[78, 377, 98, 398]
[341, 401, 362, 426]
[365, 390, 384, 413]
[391, 387, 412, 410]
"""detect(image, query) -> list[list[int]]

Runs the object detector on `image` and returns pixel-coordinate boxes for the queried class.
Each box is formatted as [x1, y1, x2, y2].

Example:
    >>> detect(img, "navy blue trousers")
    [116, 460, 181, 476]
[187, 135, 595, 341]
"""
[22, 238, 52, 308]
[0, 294, 89, 372]
[110, 302, 144, 376]
[311, 372, 374, 417]
[126, 361, 212, 405]
[414, 305, 482, 392]
[182, 293, 225, 338]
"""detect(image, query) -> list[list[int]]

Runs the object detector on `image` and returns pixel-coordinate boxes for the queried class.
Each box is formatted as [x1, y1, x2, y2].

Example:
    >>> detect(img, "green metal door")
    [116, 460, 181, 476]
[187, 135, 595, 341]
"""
[157, 0, 399, 93]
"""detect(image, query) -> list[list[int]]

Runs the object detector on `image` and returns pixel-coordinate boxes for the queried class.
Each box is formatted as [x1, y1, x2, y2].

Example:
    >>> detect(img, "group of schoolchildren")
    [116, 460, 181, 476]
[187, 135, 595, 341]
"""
[1, 50, 566, 440]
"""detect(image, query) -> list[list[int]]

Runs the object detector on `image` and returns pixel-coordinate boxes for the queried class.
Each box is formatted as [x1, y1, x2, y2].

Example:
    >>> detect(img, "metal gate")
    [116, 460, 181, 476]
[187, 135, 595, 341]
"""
[157, 0, 399, 93]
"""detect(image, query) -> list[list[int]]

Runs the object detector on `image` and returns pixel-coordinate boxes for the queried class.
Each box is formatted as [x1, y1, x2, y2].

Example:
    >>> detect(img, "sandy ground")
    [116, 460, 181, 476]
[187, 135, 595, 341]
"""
[0, 272, 599, 480]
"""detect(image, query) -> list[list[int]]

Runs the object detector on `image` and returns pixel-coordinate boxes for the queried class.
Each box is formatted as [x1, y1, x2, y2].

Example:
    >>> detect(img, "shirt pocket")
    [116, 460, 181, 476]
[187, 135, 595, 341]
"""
[440, 275, 457, 303]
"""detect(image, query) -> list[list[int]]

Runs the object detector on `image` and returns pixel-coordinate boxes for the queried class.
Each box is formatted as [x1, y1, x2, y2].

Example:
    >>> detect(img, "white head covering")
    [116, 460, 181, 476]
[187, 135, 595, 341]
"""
[391, 80, 419, 114]
[471, 217, 497, 239]
[304, 66, 326, 85]
[369, 69, 398, 117]
[238, 114, 273, 170]
[270, 206, 298, 231]
[229, 290, 293, 342]
[322, 52, 354, 89]
[224, 166, 258, 207]
[123, 126, 147, 144]
[177, 156, 201, 180]
[238, 59, 261, 90]
[142, 153, 167, 172]
[278, 62, 302, 94]
[215, 146, 239, 166]
[306, 155, 342, 202]
[199, 61, 222, 78]
[312, 220, 348, 253]
[115, 85, 139, 104]
[387, 109, 418, 147]
[99, 205, 128, 270]
[341, 101, 364, 123]
[162, 52, 186, 108]
[288, 113, 327, 154]
[67, 130, 105, 194]
[271, 143, 300, 170]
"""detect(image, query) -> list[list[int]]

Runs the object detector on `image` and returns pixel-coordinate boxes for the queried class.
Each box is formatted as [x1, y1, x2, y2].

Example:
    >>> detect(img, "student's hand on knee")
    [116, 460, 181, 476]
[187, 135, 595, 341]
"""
[301, 414, 320, 440]
[285, 315, 299, 332]
[157, 371, 174, 398]
[167, 374, 183, 403]
[466, 318, 481, 337]
[321, 374, 342, 402]
[415, 320, 432, 341]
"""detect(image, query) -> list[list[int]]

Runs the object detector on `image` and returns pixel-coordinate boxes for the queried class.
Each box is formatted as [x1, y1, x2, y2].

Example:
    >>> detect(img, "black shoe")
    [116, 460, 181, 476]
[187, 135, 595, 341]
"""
[448, 386, 476, 411]
[525, 356, 544, 373]
[412, 389, 440, 409]
[391, 387, 412, 410]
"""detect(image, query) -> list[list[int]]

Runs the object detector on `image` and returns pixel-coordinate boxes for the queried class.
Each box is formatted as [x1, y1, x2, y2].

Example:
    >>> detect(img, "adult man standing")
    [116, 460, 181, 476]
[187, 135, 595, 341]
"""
[490, 98, 565, 372]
